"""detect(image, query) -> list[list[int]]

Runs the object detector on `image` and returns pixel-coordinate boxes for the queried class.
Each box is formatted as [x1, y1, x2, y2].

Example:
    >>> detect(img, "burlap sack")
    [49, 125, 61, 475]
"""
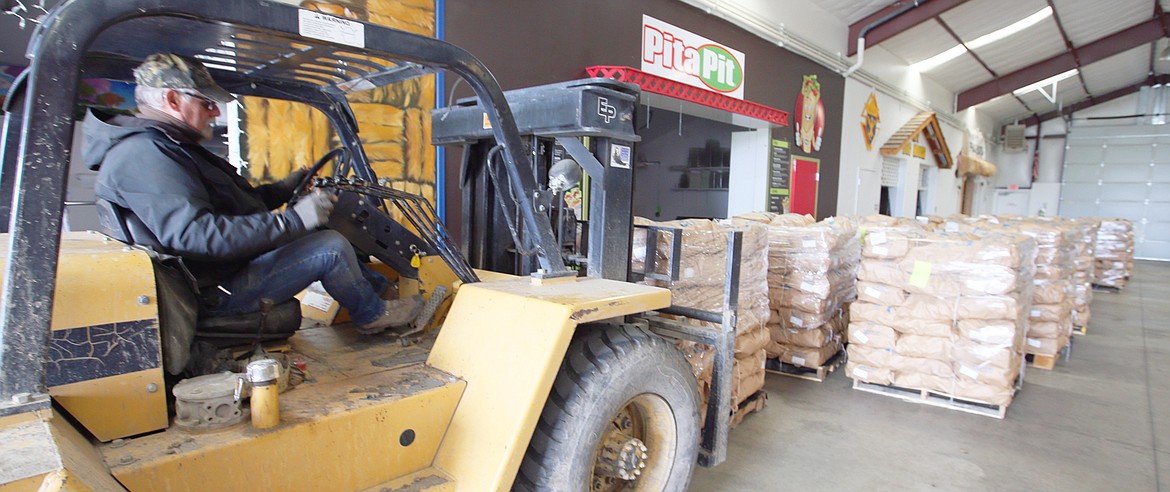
[768, 340, 840, 367]
[956, 319, 1019, 346]
[847, 322, 898, 349]
[845, 361, 894, 385]
[1028, 301, 1073, 322]
[850, 303, 954, 337]
[858, 260, 1022, 296]
[952, 379, 1014, 406]
[899, 294, 1023, 321]
[773, 306, 836, 330]
[1024, 335, 1066, 356]
[894, 334, 953, 362]
[732, 349, 766, 406]
[952, 339, 1019, 386]
[900, 237, 1025, 268]
[1032, 280, 1071, 305]
[771, 267, 856, 298]
[857, 281, 908, 306]
[861, 228, 928, 259]
[768, 287, 834, 314]
[847, 344, 892, 368]
[770, 325, 834, 348]
[884, 352, 955, 379]
[736, 322, 769, 358]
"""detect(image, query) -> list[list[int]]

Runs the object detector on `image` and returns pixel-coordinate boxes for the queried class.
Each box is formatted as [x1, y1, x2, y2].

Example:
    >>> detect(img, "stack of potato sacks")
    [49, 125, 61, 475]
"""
[847, 218, 1036, 407]
[631, 217, 770, 424]
[935, 216, 1078, 360]
[1093, 219, 1135, 289]
[731, 212, 860, 370]
[1004, 217, 1078, 358]
[1069, 218, 1101, 331]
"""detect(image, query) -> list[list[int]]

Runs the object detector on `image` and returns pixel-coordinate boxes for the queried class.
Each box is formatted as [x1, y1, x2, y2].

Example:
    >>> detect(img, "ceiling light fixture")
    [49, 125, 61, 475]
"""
[910, 6, 1054, 72]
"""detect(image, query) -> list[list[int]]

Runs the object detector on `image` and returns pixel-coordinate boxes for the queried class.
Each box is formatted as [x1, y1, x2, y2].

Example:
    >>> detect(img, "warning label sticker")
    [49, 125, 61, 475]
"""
[299, 9, 365, 48]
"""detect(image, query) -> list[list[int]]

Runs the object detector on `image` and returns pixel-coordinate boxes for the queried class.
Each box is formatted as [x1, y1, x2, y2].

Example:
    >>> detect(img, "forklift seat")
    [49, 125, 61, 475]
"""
[95, 199, 301, 365]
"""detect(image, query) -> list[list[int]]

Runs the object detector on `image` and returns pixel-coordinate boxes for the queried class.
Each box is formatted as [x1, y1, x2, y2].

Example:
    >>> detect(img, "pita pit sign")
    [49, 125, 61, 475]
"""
[642, 15, 746, 99]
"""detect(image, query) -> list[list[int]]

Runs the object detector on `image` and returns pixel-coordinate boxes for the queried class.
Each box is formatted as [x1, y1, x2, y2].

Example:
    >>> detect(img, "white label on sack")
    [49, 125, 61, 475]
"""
[852, 367, 869, 379]
[792, 356, 806, 366]
[959, 365, 980, 380]
[873, 246, 889, 256]
[869, 232, 888, 245]
[790, 316, 804, 327]
[864, 286, 882, 299]
[853, 330, 870, 343]
[802, 239, 816, 248]
[301, 291, 334, 311]
[1027, 338, 1042, 348]
[800, 282, 814, 291]
[1030, 309, 1041, 318]
[298, 9, 366, 48]
[945, 222, 959, 232]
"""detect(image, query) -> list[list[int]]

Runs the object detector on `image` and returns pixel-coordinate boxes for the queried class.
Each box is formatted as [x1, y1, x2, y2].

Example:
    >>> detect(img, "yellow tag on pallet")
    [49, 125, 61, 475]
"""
[908, 261, 932, 289]
[411, 253, 421, 268]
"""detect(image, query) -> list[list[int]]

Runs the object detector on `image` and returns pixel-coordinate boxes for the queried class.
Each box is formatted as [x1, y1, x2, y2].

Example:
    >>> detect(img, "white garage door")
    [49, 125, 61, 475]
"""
[1060, 125, 1170, 260]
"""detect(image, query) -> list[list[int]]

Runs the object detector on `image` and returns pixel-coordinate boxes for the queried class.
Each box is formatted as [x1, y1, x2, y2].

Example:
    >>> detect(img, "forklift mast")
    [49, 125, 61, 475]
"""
[432, 79, 641, 281]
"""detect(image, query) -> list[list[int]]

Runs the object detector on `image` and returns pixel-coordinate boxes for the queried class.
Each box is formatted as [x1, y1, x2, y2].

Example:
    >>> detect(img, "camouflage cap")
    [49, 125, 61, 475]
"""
[133, 53, 235, 104]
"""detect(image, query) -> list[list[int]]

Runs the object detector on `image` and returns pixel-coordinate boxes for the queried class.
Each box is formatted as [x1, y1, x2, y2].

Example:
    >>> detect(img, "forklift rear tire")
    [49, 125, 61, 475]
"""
[515, 324, 700, 491]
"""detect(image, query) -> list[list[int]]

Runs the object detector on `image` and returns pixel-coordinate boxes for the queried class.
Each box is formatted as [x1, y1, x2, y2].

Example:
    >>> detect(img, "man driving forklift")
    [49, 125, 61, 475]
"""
[83, 53, 423, 335]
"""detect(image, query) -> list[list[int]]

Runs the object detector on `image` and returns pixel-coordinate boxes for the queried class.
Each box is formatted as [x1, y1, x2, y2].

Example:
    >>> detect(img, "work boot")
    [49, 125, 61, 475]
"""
[355, 295, 424, 335]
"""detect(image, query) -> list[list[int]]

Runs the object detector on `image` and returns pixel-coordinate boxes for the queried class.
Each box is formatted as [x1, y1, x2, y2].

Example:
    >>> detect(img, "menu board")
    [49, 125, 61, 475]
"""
[768, 137, 791, 213]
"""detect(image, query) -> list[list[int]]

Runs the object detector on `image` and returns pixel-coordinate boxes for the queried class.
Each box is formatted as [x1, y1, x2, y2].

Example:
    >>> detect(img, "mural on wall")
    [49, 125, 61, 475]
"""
[860, 92, 880, 151]
[243, 0, 437, 223]
[794, 74, 825, 153]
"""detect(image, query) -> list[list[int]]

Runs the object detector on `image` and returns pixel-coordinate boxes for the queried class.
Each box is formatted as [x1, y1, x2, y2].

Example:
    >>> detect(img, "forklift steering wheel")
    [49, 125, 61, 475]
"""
[288, 147, 348, 206]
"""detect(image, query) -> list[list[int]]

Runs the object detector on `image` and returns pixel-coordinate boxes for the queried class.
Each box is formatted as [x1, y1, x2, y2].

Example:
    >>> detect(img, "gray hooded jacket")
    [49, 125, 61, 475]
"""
[84, 109, 307, 287]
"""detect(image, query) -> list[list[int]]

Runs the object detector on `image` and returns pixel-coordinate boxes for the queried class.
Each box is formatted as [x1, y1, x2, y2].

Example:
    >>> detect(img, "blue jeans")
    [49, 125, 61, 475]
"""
[204, 230, 389, 324]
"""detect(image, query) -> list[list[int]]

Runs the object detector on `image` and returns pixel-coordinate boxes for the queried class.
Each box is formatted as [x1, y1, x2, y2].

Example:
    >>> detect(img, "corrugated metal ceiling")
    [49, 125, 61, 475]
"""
[829, 0, 1169, 124]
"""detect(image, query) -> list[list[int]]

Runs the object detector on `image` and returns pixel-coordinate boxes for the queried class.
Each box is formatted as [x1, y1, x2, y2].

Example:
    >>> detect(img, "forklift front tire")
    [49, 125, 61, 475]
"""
[515, 324, 701, 491]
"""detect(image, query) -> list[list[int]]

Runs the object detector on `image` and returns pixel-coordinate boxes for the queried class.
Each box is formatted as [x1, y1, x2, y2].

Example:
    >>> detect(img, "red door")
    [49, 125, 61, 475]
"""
[790, 157, 819, 215]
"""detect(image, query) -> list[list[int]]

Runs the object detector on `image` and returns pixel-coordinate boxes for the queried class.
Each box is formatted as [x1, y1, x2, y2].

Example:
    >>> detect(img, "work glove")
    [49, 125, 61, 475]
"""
[292, 189, 336, 230]
[280, 167, 311, 197]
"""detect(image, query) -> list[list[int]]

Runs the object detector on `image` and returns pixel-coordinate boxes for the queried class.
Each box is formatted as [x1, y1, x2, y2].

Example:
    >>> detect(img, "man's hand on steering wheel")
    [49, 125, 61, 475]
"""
[287, 147, 348, 206]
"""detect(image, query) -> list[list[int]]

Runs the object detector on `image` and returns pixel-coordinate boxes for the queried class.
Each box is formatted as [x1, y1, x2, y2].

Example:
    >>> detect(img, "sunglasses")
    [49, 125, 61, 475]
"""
[179, 91, 218, 111]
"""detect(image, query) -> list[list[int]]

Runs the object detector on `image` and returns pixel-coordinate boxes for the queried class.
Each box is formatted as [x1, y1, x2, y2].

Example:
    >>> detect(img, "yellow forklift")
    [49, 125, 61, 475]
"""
[0, 1, 746, 490]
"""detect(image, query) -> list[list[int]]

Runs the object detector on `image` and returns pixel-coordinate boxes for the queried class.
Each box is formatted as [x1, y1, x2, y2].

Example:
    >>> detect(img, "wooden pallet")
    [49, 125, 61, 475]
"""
[764, 350, 846, 382]
[852, 380, 1010, 419]
[1026, 339, 1072, 370]
[1026, 353, 1057, 370]
[729, 390, 767, 429]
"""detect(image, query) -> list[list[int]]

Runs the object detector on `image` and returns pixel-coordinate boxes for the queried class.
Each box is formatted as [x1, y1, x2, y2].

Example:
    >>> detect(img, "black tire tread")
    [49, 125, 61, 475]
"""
[514, 324, 698, 491]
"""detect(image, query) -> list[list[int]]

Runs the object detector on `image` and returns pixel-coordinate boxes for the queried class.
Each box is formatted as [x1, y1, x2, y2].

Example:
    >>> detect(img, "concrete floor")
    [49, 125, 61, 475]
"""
[691, 260, 1170, 491]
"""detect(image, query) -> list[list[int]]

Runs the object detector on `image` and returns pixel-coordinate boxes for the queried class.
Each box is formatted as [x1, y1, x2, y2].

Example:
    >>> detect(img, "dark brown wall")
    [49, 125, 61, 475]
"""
[443, 0, 843, 220]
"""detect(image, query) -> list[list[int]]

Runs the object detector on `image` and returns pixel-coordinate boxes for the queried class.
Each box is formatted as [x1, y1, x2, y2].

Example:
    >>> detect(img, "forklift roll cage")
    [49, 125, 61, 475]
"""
[0, 0, 570, 411]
